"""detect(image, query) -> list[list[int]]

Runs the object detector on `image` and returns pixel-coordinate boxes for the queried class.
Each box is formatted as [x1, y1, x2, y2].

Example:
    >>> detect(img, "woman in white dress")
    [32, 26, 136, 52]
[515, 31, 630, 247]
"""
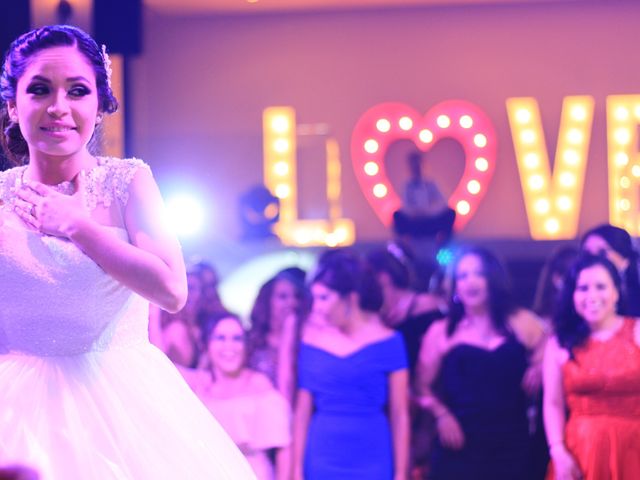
[0, 24, 255, 479]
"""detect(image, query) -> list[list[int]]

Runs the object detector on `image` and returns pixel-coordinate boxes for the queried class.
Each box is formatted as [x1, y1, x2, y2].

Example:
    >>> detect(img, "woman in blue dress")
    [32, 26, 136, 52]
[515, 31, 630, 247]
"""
[292, 249, 410, 480]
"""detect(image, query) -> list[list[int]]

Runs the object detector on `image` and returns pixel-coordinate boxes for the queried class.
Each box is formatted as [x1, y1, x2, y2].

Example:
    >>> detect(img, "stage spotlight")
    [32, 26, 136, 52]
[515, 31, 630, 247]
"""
[165, 193, 206, 237]
[238, 184, 280, 241]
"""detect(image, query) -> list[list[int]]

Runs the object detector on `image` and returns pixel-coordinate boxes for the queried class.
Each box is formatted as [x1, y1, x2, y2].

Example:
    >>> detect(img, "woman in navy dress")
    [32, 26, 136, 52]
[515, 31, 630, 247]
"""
[417, 247, 545, 480]
[292, 249, 410, 480]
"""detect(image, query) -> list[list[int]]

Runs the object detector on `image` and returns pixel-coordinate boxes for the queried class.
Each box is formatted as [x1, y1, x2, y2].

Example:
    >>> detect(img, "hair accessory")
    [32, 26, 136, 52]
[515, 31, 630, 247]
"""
[101, 44, 112, 89]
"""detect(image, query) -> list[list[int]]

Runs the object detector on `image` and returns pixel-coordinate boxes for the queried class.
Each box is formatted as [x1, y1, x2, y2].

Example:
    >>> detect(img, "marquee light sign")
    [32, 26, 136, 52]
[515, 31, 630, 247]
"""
[263, 107, 355, 247]
[350, 101, 497, 231]
[264, 95, 640, 246]
[506, 96, 594, 239]
[607, 95, 640, 235]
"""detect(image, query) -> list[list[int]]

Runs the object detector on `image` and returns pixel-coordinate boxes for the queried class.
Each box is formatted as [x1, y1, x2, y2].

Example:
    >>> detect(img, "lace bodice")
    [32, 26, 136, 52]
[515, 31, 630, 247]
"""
[0, 157, 150, 356]
[0, 156, 149, 211]
[563, 318, 640, 418]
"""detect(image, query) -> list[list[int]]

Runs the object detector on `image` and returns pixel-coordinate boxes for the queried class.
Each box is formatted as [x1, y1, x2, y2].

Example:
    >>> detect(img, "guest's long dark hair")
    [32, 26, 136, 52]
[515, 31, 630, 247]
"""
[247, 269, 308, 355]
[366, 244, 412, 289]
[532, 245, 579, 318]
[553, 253, 623, 356]
[446, 247, 515, 337]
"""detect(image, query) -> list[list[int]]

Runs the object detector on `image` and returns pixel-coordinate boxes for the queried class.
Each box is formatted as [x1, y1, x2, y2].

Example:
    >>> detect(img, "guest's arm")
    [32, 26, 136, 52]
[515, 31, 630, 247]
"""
[510, 308, 548, 395]
[275, 445, 291, 480]
[543, 337, 581, 480]
[277, 312, 298, 404]
[416, 320, 465, 449]
[389, 369, 410, 480]
[292, 389, 313, 480]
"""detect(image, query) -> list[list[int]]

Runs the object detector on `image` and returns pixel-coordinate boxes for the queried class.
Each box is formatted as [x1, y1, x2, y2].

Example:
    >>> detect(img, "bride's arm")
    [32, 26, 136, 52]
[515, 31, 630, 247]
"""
[17, 168, 187, 312]
[71, 168, 187, 312]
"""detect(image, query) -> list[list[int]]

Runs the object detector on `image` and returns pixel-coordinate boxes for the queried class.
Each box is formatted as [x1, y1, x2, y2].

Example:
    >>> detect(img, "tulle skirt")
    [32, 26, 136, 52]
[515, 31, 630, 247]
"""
[0, 343, 256, 480]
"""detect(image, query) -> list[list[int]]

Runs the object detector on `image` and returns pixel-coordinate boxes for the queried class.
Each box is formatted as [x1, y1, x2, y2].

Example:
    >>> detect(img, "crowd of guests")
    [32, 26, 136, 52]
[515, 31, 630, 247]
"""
[148, 222, 640, 480]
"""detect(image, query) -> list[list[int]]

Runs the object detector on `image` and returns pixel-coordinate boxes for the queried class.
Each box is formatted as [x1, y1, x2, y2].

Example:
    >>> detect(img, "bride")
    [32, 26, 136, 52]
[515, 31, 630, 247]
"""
[0, 24, 254, 479]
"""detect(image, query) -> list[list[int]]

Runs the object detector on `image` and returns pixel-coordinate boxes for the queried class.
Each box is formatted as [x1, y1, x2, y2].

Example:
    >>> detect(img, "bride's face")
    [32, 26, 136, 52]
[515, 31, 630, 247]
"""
[8, 46, 100, 160]
[208, 317, 246, 376]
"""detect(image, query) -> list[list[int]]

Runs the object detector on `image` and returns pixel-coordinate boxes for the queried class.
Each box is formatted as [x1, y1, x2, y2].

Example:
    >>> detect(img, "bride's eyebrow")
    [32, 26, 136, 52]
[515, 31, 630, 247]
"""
[28, 75, 51, 83]
[26, 75, 91, 84]
[66, 76, 92, 83]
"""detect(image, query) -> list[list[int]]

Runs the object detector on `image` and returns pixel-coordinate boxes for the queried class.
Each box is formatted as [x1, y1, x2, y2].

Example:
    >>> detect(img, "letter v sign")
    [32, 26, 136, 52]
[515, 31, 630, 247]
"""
[507, 96, 594, 239]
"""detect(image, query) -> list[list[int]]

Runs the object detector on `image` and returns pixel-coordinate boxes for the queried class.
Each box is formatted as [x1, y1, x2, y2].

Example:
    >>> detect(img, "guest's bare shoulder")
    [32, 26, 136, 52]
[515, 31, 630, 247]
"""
[247, 369, 276, 394]
[420, 318, 450, 354]
[368, 320, 397, 343]
[544, 335, 569, 366]
[426, 318, 448, 340]
[413, 292, 442, 314]
[177, 366, 210, 394]
[509, 307, 546, 350]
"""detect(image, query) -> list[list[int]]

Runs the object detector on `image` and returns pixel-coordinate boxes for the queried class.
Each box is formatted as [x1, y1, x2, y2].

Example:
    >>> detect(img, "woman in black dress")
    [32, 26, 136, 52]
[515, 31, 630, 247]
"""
[417, 247, 545, 479]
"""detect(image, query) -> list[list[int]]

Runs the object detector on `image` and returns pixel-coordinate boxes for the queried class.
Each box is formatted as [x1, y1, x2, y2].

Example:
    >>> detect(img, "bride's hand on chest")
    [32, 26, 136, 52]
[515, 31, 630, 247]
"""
[14, 172, 90, 238]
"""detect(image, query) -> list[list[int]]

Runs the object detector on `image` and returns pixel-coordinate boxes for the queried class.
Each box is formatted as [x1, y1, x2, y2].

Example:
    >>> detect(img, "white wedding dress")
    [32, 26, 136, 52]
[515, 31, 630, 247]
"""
[0, 158, 255, 480]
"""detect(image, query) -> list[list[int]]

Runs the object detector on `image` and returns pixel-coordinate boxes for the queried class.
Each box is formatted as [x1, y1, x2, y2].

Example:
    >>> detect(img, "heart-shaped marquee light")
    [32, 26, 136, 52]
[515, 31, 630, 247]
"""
[351, 101, 497, 231]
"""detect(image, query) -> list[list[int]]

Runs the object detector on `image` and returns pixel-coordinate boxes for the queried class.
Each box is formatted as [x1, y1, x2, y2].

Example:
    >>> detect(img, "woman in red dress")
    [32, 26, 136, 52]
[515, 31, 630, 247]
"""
[543, 254, 640, 480]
